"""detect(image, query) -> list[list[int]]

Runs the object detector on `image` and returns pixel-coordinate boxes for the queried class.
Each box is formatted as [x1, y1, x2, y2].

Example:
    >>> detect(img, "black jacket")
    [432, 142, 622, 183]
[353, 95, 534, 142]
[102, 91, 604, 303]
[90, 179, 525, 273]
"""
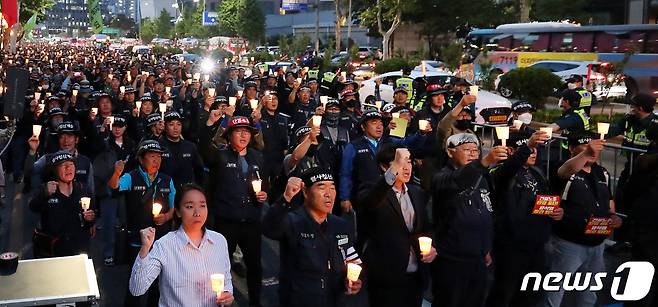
[432, 161, 494, 260]
[263, 198, 357, 307]
[158, 136, 205, 189]
[357, 175, 431, 286]
[199, 123, 266, 222]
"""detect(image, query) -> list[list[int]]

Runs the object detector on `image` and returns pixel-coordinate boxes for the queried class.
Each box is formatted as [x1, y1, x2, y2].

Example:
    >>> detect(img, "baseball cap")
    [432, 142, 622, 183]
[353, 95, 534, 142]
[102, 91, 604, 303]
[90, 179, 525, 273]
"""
[300, 167, 334, 187]
[511, 101, 536, 113]
[394, 87, 408, 95]
[137, 140, 166, 156]
[446, 133, 480, 149]
[222, 116, 259, 139]
[360, 110, 383, 125]
[57, 121, 79, 135]
[112, 116, 128, 127]
[426, 84, 448, 96]
[48, 107, 67, 117]
[294, 126, 312, 140]
[559, 89, 583, 107]
[163, 111, 182, 122]
[49, 151, 75, 167]
[566, 74, 584, 83]
[146, 113, 162, 127]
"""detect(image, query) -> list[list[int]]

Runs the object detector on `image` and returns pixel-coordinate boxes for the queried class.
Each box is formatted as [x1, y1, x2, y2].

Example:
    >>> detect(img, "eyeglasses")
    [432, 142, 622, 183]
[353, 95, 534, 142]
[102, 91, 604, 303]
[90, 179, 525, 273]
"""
[451, 147, 480, 155]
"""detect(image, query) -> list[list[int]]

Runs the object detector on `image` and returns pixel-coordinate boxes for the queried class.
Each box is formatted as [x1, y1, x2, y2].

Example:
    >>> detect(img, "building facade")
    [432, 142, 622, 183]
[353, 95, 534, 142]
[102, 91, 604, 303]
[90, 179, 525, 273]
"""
[43, 0, 90, 36]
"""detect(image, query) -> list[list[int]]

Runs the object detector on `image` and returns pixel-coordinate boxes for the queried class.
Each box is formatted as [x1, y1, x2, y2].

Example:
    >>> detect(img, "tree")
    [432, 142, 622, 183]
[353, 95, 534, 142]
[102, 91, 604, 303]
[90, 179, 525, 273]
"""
[18, 0, 55, 24]
[358, 0, 409, 59]
[218, 0, 265, 43]
[109, 14, 136, 31]
[154, 9, 174, 38]
[140, 18, 158, 42]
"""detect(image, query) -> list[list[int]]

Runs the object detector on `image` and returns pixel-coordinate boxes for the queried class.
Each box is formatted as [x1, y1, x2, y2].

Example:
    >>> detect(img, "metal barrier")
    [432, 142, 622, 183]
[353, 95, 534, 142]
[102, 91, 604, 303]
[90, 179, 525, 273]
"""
[472, 123, 648, 196]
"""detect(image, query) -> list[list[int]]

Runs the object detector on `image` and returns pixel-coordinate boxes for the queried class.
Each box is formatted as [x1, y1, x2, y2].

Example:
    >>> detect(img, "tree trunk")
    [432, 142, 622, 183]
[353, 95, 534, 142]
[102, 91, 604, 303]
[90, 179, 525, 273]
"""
[519, 0, 532, 22]
[377, 0, 401, 60]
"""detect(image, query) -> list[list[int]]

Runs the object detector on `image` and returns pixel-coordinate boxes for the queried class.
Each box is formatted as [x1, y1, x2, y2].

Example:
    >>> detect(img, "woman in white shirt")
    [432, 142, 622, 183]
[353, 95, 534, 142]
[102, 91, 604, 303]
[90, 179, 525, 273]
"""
[129, 184, 234, 306]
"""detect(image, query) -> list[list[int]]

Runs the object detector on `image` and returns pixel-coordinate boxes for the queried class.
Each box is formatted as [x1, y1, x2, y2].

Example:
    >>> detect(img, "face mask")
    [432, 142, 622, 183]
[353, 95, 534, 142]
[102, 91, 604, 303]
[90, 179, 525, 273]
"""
[324, 112, 340, 127]
[455, 119, 473, 131]
[567, 83, 577, 90]
[517, 113, 533, 125]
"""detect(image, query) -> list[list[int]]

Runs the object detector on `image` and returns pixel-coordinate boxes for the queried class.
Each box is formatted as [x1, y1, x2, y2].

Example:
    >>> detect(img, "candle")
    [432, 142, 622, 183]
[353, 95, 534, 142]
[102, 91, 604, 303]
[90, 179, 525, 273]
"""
[540, 127, 553, 139]
[204, 74, 210, 82]
[152, 202, 162, 216]
[312, 115, 322, 127]
[159, 103, 167, 113]
[208, 88, 215, 97]
[282, 66, 287, 73]
[237, 90, 243, 97]
[320, 96, 328, 107]
[32, 124, 42, 137]
[80, 197, 91, 211]
[469, 85, 479, 96]
[91, 107, 98, 115]
[418, 119, 430, 131]
[346, 263, 362, 284]
[296, 77, 302, 85]
[341, 72, 347, 79]
[72, 89, 78, 96]
[136, 101, 142, 110]
[597, 122, 610, 139]
[120, 86, 126, 94]
[210, 274, 225, 298]
[108, 74, 113, 80]
[250, 56, 254, 62]
[513, 120, 523, 129]
[37, 104, 45, 113]
[375, 101, 382, 110]
[495, 126, 510, 147]
[165, 86, 171, 94]
[418, 237, 432, 255]
[250, 99, 259, 110]
[252, 179, 262, 193]
[229, 97, 237, 106]
[127, 74, 132, 82]
[108, 116, 115, 127]
[46, 92, 51, 97]
[34, 92, 41, 101]
[392, 112, 400, 119]
[193, 73, 200, 81]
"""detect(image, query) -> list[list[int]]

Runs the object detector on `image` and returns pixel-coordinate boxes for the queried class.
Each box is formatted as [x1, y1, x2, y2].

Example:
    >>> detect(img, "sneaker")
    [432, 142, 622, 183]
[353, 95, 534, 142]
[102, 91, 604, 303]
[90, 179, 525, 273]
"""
[104, 257, 115, 266]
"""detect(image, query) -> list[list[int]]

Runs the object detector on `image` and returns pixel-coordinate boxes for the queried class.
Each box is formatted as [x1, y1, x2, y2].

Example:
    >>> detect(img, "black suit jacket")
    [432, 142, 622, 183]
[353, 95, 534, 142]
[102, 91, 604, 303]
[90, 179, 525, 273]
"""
[357, 174, 431, 286]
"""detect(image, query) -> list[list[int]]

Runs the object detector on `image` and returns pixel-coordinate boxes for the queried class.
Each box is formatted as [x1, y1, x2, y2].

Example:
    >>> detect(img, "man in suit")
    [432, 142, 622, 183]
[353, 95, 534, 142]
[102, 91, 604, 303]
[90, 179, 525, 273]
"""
[357, 143, 437, 307]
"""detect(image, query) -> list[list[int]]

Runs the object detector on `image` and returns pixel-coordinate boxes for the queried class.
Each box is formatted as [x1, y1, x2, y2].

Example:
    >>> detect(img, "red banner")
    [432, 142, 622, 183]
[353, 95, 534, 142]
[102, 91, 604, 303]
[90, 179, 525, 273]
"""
[1, 0, 19, 28]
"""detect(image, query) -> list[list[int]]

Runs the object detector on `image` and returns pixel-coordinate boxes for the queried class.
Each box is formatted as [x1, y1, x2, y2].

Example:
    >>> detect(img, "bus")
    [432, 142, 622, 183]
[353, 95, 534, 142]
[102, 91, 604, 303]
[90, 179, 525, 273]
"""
[464, 22, 658, 98]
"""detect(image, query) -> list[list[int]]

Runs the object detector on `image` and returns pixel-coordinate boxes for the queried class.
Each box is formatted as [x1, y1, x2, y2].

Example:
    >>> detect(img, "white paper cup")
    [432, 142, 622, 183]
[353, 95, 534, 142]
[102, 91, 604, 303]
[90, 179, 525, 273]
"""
[120, 86, 126, 94]
[469, 85, 479, 96]
[540, 127, 553, 139]
[418, 236, 432, 255]
[152, 203, 162, 216]
[252, 180, 262, 193]
[320, 96, 328, 107]
[296, 78, 302, 85]
[166, 100, 174, 108]
[32, 124, 42, 137]
[204, 74, 210, 82]
[72, 89, 78, 96]
[229, 97, 237, 106]
[34, 92, 41, 101]
[108, 116, 115, 127]
[597, 122, 610, 139]
[250, 99, 259, 110]
[312, 115, 322, 127]
[211, 273, 225, 297]
[208, 88, 216, 97]
[346, 263, 362, 282]
[165, 86, 171, 94]
[418, 119, 430, 130]
[80, 197, 91, 211]
[159, 103, 167, 113]
[91, 107, 98, 115]
[375, 101, 382, 110]
[136, 101, 142, 111]
[193, 73, 200, 81]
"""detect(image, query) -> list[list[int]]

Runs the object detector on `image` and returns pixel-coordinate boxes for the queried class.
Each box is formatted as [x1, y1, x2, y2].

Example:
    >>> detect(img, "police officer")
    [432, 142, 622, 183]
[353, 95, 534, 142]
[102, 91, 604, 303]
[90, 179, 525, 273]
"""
[431, 133, 507, 307]
[565, 74, 596, 115]
[158, 111, 205, 189]
[320, 68, 339, 98]
[263, 167, 363, 307]
[545, 89, 590, 156]
[510, 100, 536, 129]
[108, 140, 176, 307]
[544, 133, 622, 307]
[414, 84, 451, 190]
[445, 78, 469, 109]
[199, 114, 268, 307]
[391, 87, 410, 108]
[395, 68, 414, 105]
[486, 131, 564, 307]
[29, 151, 96, 257]
[257, 91, 290, 189]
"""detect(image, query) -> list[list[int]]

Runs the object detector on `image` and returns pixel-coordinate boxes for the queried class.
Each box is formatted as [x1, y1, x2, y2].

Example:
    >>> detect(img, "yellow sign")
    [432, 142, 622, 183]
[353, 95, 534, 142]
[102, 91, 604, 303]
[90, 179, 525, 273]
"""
[517, 52, 599, 67]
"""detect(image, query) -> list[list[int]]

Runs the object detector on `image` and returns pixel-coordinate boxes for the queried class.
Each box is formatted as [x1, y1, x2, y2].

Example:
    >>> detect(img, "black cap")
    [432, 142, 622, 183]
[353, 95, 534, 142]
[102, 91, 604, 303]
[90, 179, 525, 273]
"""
[222, 116, 259, 138]
[426, 84, 448, 96]
[559, 89, 582, 107]
[512, 101, 536, 113]
[628, 93, 656, 113]
[47, 95, 61, 103]
[48, 107, 67, 117]
[360, 110, 383, 124]
[325, 98, 340, 109]
[112, 116, 128, 127]
[390, 105, 411, 115]
[163, 111, 182, 122]
[140, 94, 153, 102]
[137, 140, 166, 156]
[244, 81, 258, 89]
[124, 86, 136, 93]
[294, 126, 312, 139]
[49, 150, 75, 167]
[566, 74, 584, 83]
[300, 167, 334, 187]
[146, 113, 162, 126]
[57, 121, 79, 135]
[215, 96, 228, 105]
[568, 131, 594, 147]
[394, 87, 408, 95]
[508, 132, 532, 149]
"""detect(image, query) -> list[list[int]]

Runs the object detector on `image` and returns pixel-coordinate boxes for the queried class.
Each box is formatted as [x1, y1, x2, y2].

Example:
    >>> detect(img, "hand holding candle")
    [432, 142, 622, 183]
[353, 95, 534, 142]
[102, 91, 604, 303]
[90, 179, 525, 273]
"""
[320, 96, 328, 107]
[495, 126, 510, 147]
[152, 202, 162, 217]
[211, 274, 225, 298]
[469, 85, 479, 97]
[120, 86, 126, 94]
[346, 262, 362, 292]
[418, 236, 432, 256]
[33, 125, 42, 138]
[418, 119, 430, 131]
[597, 122, 610, 139]
[252, 179, 262, 193]
[250, 99, 259, 110]
[229, 97, 237, 106]
[540, 127, 553, 139]
[312, 115, 322, 128]
[80, 197, 91, 211]
[208, 88, 216, 97]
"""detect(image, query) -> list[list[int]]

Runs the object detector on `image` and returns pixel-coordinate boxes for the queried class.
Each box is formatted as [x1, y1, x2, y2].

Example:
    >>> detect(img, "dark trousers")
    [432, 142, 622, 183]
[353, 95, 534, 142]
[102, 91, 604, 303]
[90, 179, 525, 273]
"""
[369, 272, 423, 307]
[124, 245, 159, 307]
[215, 217, 262, 306]
[486, 242, 546, 307]
[432, 257, 487, 307]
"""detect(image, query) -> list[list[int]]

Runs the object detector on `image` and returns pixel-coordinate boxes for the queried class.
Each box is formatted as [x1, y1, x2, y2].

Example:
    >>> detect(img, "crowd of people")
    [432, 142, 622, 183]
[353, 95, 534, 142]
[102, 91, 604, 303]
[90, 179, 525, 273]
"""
[0, 42, 657, 307]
